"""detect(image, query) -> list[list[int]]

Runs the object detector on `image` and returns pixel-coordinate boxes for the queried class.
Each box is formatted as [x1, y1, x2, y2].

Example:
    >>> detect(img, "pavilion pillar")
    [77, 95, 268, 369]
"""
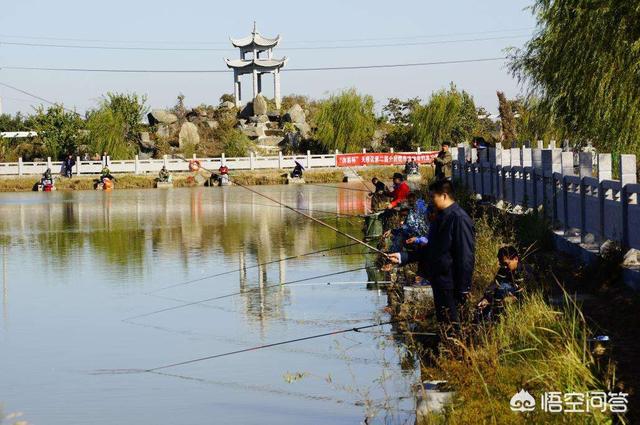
[233, 70, 241, 107]
[257, 73, 263, 95]
[252, 69, 258, 100]
[274, 69, 281, 109]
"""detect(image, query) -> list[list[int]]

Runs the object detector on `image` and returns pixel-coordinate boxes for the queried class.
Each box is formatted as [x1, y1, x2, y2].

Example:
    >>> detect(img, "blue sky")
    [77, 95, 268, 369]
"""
[0, 0, 536, 116]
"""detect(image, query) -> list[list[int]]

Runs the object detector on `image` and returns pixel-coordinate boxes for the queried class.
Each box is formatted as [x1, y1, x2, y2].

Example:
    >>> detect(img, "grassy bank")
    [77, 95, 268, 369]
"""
[413, 199, 621, 424]
[0, 165, 434, 192]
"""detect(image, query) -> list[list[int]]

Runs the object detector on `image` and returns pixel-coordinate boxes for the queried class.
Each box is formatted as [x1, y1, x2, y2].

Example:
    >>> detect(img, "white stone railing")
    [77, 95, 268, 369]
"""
[0, 151, 340, 176]
[452, 145, 640, 251]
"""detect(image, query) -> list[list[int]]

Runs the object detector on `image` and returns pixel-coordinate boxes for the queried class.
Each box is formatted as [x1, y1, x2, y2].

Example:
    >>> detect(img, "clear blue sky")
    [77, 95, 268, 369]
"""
[0, 0, 536, 116]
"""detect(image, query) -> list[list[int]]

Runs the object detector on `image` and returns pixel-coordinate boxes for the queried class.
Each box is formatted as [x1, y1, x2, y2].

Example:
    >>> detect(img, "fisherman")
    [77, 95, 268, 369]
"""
[158, 166, 172, 183]
[434, 141, 453, 181]
[387, 179, 475, 328]
[42, 167, 53, 184]
[291, 161, 304, 178]
[218, 164, 230, 185]
[63, 154, 76, 178]
[387, 173, 410, 209]
[371, 177, 387, 194]
[405, 158, 419, 175]
[369, 177, 391, 212]
[100, 166, 116, 182]
[476, 246, 526, 321]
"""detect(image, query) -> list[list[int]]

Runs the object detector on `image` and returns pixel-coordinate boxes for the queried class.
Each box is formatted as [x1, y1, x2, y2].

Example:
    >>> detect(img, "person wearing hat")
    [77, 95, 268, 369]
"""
[387, 172, 410, 209]
[291, 161, 304, 178]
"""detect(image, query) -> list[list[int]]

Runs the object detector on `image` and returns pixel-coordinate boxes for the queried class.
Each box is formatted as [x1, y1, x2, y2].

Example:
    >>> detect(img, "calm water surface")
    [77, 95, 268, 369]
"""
[0, 185, 416, 424]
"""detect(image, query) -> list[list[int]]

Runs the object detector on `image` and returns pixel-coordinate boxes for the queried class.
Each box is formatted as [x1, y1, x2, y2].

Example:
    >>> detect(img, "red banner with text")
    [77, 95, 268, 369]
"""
[336, 152, 439, 167]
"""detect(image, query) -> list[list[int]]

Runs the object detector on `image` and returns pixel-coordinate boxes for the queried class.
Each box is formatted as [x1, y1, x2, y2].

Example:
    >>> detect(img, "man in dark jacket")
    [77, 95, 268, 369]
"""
[63, 154, 76, 178]
[387, 179, 475, 326]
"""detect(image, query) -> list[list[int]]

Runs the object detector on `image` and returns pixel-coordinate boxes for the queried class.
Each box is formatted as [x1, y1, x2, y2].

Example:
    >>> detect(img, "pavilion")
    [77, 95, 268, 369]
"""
[225, 23, 288, 110]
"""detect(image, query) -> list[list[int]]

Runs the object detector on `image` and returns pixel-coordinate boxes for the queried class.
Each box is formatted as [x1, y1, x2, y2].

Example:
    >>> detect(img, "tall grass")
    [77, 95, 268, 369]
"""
[423, 291, 612, 424]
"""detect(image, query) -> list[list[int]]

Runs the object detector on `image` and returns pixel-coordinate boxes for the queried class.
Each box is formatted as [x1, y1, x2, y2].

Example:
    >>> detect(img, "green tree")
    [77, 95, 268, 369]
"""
[31, 105, 83, 159]
[410, 84, 478, 149]
[497, 91, 517, 147]
[85, 108, 134, 159]
[315, 89, 376, 153]
[86, 92, 148, 159]
[509, 0, 640, 156]
[100, 92, 148, 142]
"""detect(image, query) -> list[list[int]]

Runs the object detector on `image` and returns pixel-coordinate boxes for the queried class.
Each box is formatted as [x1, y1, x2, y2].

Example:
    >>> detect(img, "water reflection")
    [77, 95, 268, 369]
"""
[0, 185, 369, 321]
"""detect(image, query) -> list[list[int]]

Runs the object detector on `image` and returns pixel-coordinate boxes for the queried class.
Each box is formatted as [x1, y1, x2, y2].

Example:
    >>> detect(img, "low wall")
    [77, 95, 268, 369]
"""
[452, 145, 640, 289]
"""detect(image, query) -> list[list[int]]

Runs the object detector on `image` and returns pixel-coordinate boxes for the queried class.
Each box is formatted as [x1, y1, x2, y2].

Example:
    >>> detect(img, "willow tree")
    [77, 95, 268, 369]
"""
[410, 84, 477, 149]
[509, 1, 640, 156]
[315, 89, 376, 153]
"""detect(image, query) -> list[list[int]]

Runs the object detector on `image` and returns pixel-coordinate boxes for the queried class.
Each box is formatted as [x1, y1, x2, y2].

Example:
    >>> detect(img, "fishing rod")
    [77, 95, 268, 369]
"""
[97, 320, 399, 374]
[148, 241, 362, 294]
[125, 266, 368, 321]
[233, 201, 364, 218]
[304, 183, 371, 193]
[176, 155, 388, 257]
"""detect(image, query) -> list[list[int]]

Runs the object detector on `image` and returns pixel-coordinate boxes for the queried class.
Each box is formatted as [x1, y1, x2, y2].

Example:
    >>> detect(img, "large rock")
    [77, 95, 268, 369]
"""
[239, 102, 254, 118]
[220, 101, 236, 110]
[148, 109, 178, 125]
[156, 124, 171, 138]
[283, 104, 306, 124]
[241, 124, 266, 139]
[178, 122, 200, 148]
[294, 122, 312, 138]
[139, 132, 155, 150]
[253, 94, 268, 116]
[206, 120, 219, 129]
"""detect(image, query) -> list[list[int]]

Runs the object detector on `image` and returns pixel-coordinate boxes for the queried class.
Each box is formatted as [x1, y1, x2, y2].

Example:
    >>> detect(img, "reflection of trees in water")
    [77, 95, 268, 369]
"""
[0, 187, 366, 278]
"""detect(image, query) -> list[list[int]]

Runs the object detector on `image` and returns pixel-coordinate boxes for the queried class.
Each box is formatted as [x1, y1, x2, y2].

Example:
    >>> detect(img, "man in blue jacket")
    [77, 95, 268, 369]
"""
[387, 179, 475, 327]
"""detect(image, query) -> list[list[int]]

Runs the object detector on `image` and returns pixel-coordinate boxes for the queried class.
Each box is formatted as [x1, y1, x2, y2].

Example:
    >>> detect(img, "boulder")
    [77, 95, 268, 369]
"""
[156, 124, 171, 138]
[220, 101, 236, 110]
[294, 122, 312, 138]
[283, 104, 306, 124]
[239, 102, 254, 118]
[206, 120, 219, 129]
[148, 109, 178, 125]
[241, 124, 266, 139]
[253, 94, 268, 116]
[179, 122, 200, 148]
[139, 132, 155, 150]
[257, 114, 270, 123]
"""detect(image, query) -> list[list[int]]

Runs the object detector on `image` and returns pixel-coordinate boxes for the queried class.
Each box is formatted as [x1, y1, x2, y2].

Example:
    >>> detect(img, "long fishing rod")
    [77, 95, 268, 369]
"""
[97, 320, 398, 374]
[176, 155, 388, 257]
[235, 201, 364, 218]
[125, 266, 368, 321]
[304, 182, 371, 193]
[148, 241, 362, 294]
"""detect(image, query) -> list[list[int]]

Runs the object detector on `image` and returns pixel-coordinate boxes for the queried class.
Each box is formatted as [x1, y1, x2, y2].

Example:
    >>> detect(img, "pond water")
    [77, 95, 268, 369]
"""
[0, 185, 416, 425]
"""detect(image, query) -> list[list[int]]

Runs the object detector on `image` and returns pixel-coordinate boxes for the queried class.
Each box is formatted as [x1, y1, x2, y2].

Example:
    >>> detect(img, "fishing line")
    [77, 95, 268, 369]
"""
[304, 183, 371, 193]
[147, 241, 362, 294]
[96, 320, 398, 374]
[176, 155, 387, 256]
[233, 201, 364, 218]
[125, 266, 368, 320]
